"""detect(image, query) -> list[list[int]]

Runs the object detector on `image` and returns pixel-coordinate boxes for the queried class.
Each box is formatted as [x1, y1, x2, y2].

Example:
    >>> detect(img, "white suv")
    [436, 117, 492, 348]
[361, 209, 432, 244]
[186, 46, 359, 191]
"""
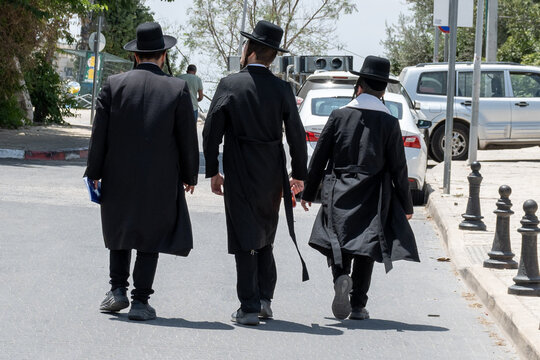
[400, 62, 540, 162]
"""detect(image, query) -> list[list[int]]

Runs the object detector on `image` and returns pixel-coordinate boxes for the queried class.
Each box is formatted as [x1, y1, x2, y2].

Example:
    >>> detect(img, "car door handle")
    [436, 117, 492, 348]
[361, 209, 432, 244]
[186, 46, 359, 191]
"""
[460, 100, 472, 106]
[515, 101, 530, 107]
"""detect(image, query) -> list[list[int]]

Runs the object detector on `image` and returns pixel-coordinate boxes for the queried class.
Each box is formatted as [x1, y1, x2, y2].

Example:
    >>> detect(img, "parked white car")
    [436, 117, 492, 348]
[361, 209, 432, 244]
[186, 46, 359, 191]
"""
[399, 62, 540, 162]
[294, 88, 428, 205]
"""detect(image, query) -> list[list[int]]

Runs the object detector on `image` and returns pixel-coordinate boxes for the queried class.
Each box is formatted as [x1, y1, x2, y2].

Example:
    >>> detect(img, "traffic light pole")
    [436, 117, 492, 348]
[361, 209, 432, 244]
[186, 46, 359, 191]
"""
[443, 0, 459, 194]
[90, 14, 102, 125]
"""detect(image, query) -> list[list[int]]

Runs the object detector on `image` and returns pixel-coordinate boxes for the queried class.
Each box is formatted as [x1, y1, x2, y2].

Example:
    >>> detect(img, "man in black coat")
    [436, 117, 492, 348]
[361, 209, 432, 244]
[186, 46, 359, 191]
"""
[203, 20, 308, 326]
[85, 23, 199, 321]
[301, 56, 419, 321]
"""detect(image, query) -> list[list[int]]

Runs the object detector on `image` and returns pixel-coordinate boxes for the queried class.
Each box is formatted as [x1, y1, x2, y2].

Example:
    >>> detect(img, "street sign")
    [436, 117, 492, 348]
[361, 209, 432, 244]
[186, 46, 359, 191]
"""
[434, 0, 474, 27]
[89, 32, 106, 52]
[439, 26, 450, 33]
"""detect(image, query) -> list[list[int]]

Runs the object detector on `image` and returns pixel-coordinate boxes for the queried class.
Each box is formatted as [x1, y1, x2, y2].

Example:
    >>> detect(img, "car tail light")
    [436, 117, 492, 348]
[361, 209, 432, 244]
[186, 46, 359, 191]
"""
[306, 131, 320, 142]
[403, 135, 421, 149]
[296, 96, 304, 106]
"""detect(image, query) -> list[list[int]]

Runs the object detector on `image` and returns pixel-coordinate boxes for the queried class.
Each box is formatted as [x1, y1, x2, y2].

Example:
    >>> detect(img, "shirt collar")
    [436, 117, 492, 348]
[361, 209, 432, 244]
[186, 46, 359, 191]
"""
[345, 93, 391, 115]
[247, 63, 267, 68]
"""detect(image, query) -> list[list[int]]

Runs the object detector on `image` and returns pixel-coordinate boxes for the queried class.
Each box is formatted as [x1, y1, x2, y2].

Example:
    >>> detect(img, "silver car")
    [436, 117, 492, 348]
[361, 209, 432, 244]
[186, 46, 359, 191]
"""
[399, 62, 540, 162]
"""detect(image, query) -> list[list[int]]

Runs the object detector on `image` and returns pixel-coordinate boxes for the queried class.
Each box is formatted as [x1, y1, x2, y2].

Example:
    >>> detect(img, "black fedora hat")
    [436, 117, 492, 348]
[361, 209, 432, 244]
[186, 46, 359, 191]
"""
[123, 22, 177, 52]
[351, 56, 399, 84]
[240, 20, 289, 53]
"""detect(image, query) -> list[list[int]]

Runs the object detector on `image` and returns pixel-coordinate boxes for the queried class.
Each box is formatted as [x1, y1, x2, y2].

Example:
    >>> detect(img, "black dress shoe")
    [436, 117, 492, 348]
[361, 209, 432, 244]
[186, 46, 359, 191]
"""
[128, 300, 156, 321]
[100, 288, 129, 312]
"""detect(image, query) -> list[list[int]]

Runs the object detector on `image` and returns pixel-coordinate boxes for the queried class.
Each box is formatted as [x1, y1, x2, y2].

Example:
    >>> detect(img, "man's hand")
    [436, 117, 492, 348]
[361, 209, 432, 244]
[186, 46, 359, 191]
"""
[406, 214, 413, 220]
[184, 184, 195, 194]
[93, 180, 99, 190]
[289, 178, 304, 195]
[301, 199, 312, 212]
[211, 173, 224, 195]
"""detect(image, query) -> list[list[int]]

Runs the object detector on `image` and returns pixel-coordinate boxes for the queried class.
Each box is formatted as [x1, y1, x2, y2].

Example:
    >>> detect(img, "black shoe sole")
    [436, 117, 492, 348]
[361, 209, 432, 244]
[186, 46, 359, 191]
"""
[332, 275, 353, 319]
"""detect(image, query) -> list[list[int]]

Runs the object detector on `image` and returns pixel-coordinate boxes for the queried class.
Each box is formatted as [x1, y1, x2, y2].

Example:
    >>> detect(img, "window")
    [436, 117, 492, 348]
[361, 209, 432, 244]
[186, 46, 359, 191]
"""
[311, 97, 351, 116]
[457, 71, 505, 98]
[417, 71, 447, 95]
[384, 101, 403, 119]
[510, 72, 540, 98]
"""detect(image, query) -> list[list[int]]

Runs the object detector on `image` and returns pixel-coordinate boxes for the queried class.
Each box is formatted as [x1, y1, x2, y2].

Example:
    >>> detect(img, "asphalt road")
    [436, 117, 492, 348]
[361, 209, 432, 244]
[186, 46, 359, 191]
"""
[0, 159, 517, 359]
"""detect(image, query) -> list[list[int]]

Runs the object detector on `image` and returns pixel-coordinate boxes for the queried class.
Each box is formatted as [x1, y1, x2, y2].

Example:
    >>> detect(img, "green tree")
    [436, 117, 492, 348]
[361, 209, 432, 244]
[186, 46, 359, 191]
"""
[0, 0, 102, 127]
[183, 0, 357, 66]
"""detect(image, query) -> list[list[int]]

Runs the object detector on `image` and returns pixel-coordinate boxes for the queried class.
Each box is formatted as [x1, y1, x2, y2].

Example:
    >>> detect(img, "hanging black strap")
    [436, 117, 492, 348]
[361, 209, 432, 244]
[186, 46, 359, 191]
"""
[280, 146, 309, 282]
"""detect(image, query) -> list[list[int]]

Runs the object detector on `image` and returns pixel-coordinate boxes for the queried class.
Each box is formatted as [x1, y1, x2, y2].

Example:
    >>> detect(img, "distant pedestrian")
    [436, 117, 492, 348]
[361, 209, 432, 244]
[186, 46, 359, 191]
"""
[203, 20, 309, 326]
[178, 64, 204, 122]
[85, 22, 199, 321]
[301, 56, 419, 320]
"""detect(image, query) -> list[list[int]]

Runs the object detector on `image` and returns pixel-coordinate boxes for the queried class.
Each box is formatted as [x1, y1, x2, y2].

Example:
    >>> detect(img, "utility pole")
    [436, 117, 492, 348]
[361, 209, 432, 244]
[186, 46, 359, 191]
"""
[443, 0, 459, 194]
[486, 0, 498, 61]
[238, 0, 248, 56]
[90, 14, 103, 125]
[469, 0, 485, 164]
[434, 27, 440, 63]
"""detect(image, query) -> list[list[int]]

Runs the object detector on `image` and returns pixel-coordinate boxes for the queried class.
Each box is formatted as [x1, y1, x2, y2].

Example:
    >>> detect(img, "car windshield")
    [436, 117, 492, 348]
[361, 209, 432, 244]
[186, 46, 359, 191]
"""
[384, 100, 403, 119]
[311, 96, 351, 116]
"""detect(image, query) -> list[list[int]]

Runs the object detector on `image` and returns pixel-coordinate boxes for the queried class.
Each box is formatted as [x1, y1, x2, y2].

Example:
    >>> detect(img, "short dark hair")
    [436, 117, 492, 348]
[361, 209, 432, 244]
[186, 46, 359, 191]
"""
[135, 50, 166, 61]
[187, 64, 197, 73]
[356, 77, 386, 98]
[245, 40, 278, 66]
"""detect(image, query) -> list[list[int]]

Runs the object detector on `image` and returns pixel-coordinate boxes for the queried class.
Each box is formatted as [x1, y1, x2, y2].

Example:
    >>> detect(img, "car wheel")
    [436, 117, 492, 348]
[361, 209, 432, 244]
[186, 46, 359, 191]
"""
[411, 186, 426, 206]
[430, 122, 469, 162]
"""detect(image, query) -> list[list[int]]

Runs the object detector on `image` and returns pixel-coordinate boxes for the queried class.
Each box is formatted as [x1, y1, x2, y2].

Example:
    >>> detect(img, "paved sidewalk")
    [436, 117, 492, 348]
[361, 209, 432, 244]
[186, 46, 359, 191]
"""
[0, 110, 92, 160]
[426, 147, 540, 360]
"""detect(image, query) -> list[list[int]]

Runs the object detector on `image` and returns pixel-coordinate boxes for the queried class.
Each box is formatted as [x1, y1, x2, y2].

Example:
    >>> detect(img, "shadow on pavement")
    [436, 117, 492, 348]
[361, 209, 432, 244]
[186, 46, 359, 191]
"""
[236, 319, 343, 336]
[325, 318, 449, 332]
[109, 313, 235, 330]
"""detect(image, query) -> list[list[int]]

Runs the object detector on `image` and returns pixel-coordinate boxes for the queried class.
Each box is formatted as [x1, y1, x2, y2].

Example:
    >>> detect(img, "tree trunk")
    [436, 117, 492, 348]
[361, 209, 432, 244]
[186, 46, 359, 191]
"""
[14, 56, 33, 124]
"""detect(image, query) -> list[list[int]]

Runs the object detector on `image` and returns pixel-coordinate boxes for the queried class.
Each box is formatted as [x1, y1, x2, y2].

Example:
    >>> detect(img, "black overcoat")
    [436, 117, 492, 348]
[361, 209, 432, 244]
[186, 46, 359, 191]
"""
[203, 66, 308, 254]
[85, 63, 199, 256]
[302, 105, 419, 272]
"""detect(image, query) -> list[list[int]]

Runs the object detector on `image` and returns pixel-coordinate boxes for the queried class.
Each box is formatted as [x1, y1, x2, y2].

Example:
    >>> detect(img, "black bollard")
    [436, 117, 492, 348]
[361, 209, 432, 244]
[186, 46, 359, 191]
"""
[508, 200, 540, 296]
[484, 185, 518, 269]
[459, 161, 487, 231]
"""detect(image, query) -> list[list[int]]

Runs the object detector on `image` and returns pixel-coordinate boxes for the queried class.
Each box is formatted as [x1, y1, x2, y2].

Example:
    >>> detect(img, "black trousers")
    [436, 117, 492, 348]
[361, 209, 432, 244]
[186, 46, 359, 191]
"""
[234, 244, 277, 313]
[331, 253, 375, 309]
[109, 249, 159, 303]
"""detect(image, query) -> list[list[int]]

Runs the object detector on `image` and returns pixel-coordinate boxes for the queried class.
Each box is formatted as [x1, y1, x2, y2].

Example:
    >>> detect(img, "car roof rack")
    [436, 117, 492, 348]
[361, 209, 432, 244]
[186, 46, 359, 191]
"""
[415, 61, 523, 67]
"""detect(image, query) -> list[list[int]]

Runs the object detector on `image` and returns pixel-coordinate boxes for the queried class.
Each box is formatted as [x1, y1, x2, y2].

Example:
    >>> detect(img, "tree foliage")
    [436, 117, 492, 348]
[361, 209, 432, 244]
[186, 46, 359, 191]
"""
[0, 0, 102, 127]
[183, 0, 357, 66]
[383, 0, 540, 74]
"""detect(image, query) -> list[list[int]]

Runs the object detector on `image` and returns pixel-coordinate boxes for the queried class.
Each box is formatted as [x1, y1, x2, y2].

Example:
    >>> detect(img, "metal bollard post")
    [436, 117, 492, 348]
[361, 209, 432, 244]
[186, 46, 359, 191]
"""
[484, 185, 518, 269]
[508, 200, 540, 296]
[459, 161, 487, 231]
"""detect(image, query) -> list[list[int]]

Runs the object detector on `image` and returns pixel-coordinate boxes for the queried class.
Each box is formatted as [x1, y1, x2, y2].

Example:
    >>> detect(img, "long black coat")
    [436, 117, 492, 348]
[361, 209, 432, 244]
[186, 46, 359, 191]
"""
[85, 63, 199, 256]
[203, 66, 308, 254]
[302, 105, 419, 272]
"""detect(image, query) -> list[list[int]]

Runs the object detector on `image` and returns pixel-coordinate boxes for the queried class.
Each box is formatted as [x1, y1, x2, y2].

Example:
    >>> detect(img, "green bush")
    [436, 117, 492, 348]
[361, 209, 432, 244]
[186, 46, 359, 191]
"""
[24, 52, 77, 124]
[0, 96, 25, 129]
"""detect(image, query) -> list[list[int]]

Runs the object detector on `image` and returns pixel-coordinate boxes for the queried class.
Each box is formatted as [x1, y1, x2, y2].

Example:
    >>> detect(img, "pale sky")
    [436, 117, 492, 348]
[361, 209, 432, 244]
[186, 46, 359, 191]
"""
[144, 0, 410, 109]
[146, 0, 411, 68]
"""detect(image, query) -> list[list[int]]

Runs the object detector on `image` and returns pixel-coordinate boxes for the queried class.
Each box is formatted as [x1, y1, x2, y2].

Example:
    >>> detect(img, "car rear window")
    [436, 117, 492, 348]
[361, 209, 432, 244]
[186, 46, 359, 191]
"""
[311, 97, 351, 116]
[417, 71, 447, 95]
[384, 101, 403, 119]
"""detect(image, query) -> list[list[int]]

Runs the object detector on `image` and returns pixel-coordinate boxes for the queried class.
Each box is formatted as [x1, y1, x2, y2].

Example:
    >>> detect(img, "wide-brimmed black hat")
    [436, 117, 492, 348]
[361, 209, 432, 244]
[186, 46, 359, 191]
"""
[351, 56, 399, 84]
[240, 20, 289, 53]
[123, 22, 177, 52]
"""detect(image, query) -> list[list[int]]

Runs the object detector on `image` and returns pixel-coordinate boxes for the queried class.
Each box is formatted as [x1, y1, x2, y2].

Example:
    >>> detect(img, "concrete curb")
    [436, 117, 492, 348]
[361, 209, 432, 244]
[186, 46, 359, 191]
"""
[0, 148, 88, 160]
[426, 186, 540, 360]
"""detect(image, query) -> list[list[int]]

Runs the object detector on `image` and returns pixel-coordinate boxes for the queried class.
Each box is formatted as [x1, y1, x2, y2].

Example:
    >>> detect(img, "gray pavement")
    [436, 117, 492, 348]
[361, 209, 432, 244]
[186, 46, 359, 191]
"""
[0, 159, 517, 359]
[426, 147, 540, 360]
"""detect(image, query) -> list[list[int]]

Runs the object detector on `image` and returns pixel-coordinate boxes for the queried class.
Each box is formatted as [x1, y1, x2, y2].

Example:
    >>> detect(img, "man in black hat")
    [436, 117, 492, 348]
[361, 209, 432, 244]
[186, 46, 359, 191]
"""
[203, 20, 308, 326]
[85, 22, 199, 321]
[301, 56, 419, 320]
